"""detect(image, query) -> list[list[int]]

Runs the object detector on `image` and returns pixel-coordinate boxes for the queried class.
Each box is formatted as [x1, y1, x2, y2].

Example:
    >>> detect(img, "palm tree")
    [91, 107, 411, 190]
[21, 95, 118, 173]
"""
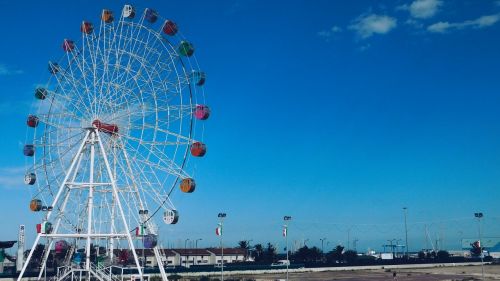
[237, 240, 250, 260]
[252, 244, 264, 262]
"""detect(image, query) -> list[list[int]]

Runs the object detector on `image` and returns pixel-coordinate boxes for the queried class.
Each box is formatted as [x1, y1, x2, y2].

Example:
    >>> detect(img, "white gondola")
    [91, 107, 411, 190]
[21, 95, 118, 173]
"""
[123, 5, 135, 19]
[24, 173, 36, 185]
[163, 209, 179, 224]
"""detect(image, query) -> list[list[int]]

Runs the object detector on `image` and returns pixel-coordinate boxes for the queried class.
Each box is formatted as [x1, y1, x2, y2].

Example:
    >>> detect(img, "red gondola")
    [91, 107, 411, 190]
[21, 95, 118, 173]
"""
[81, 21, 94, 34]
[27, 115, 39, 127]
[190, 142, 206, 157]
[62, 39, 75, 52]
[162, 20, 178, 36]
[194, 105, 210, 120]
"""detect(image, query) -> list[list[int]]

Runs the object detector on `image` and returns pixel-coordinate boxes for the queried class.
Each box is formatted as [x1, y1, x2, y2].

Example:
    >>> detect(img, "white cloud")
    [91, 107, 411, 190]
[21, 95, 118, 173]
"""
[0, 64, 23, 75]
[406, 0, 443, 19]
[317, 25, 342, 41]
[405, 18, 424, 28]
[427, 13, 500, 33]
[427, 21, 450, 32]
[0, 166, 26, 190]
[349, 14, 397, 39]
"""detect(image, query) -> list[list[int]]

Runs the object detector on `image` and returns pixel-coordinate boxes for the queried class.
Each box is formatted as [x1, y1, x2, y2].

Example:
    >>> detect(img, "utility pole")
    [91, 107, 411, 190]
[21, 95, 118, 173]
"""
[195, 238, 202, 249]
[246, 240, 253, 262]
[347, 228, 351, 250]
[218, 213, 226, 281]
[184, 239, 190, 267]
[474, 212, 485, 280]
[195, 239, 202, 265]
[353, 239, 359, 252]
[320, 238, 327, 253]
[403, 207, 409, 259]
[283, 216, 292, 281]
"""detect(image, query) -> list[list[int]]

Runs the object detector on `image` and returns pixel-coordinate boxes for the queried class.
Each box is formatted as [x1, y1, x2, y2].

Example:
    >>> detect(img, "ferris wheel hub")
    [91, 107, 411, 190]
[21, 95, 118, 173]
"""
[92, 119, 119, 135]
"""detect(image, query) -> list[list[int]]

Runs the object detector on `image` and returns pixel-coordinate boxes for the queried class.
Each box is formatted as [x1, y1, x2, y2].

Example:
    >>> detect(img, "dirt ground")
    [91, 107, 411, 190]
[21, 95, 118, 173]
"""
[191, 264, 500, 281]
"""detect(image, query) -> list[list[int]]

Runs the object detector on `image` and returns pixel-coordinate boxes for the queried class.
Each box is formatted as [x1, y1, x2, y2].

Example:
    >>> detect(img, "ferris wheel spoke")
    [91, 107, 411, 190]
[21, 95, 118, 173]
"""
[122, 139, 189, 180]
[49, 71, 94, 118]
[59, 57, 95, 116]
[64, 47, 94, 104]
[122, 155, 173, 211]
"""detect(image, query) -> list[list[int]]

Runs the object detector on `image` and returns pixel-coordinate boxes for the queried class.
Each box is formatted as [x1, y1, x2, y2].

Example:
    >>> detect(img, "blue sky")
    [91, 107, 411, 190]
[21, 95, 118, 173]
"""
[0, 0, 500, 253]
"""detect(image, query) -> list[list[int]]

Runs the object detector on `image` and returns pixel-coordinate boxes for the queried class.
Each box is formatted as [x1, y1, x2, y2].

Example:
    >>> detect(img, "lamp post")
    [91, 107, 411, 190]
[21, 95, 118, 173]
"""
[184, 238, 190, 267]
[246, 239, 253, 262]
[347, 228, 351, 250]
[403, 207, 409, 259]
[320, 238, 327, 253]
[396, 239, 403, 258]
[218, 212, 226, 281]
[195, 238, 202, 249]
[195, 239, 202, 265]
[474, 212, 485, 280]
[283, 215, 292, 281]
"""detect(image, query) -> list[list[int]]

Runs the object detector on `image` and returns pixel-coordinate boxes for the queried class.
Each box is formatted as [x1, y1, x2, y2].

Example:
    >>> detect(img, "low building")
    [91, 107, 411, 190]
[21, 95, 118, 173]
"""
[206, 248, 246, 264]
[113, 248, 247, 267]
[172, 249, 212, 266]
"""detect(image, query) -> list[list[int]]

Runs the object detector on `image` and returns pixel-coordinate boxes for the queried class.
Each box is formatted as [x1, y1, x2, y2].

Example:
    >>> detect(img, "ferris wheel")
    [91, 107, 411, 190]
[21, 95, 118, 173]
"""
[21, 5, 209, 281]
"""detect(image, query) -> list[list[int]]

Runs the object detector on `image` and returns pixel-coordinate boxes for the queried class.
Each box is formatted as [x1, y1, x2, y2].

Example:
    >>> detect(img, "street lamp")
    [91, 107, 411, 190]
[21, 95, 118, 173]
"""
[283, 215, 292, 281]
[195, 238, 202, 249]
[474, 212, 485, 279]
[403, 207, 409, 259]
[184, 238, 190, 267]
[246, 239, 253, 262]
[320, 238, 327, 253]
[218, 212, 226, 281]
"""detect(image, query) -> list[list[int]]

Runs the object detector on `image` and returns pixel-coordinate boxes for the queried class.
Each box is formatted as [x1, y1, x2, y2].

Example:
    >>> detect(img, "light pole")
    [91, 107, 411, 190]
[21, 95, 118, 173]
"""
[184, 238, 190, 267]
[347, 227, 351, 250]
[403, 207, 409, 259]
[218, 212, 226, 281]
[320, 238, 327, 253]
[284, 215, 292, 281]
[246, 239, 253, 261]
[396, 239, 403, 258]
[474, 212, 485, 280]
[195, 239, 202, 265]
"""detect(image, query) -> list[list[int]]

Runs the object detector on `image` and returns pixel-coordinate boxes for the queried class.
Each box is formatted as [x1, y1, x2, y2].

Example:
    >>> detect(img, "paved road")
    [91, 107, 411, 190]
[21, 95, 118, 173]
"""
[217, 264, 500, 281]
[228, 270, 477, 281]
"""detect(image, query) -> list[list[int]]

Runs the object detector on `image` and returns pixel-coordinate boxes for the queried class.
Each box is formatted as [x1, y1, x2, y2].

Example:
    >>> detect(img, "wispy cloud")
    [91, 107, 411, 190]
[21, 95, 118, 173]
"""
[0, 64, 23, 76]
[317, 26, 342, 41]
[0, 166, 26, 190]
[349, 14, 397, 39]
[427, 13, 500, 33]
[0, 100, 31, 116]
[400, 0, 443, 19]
